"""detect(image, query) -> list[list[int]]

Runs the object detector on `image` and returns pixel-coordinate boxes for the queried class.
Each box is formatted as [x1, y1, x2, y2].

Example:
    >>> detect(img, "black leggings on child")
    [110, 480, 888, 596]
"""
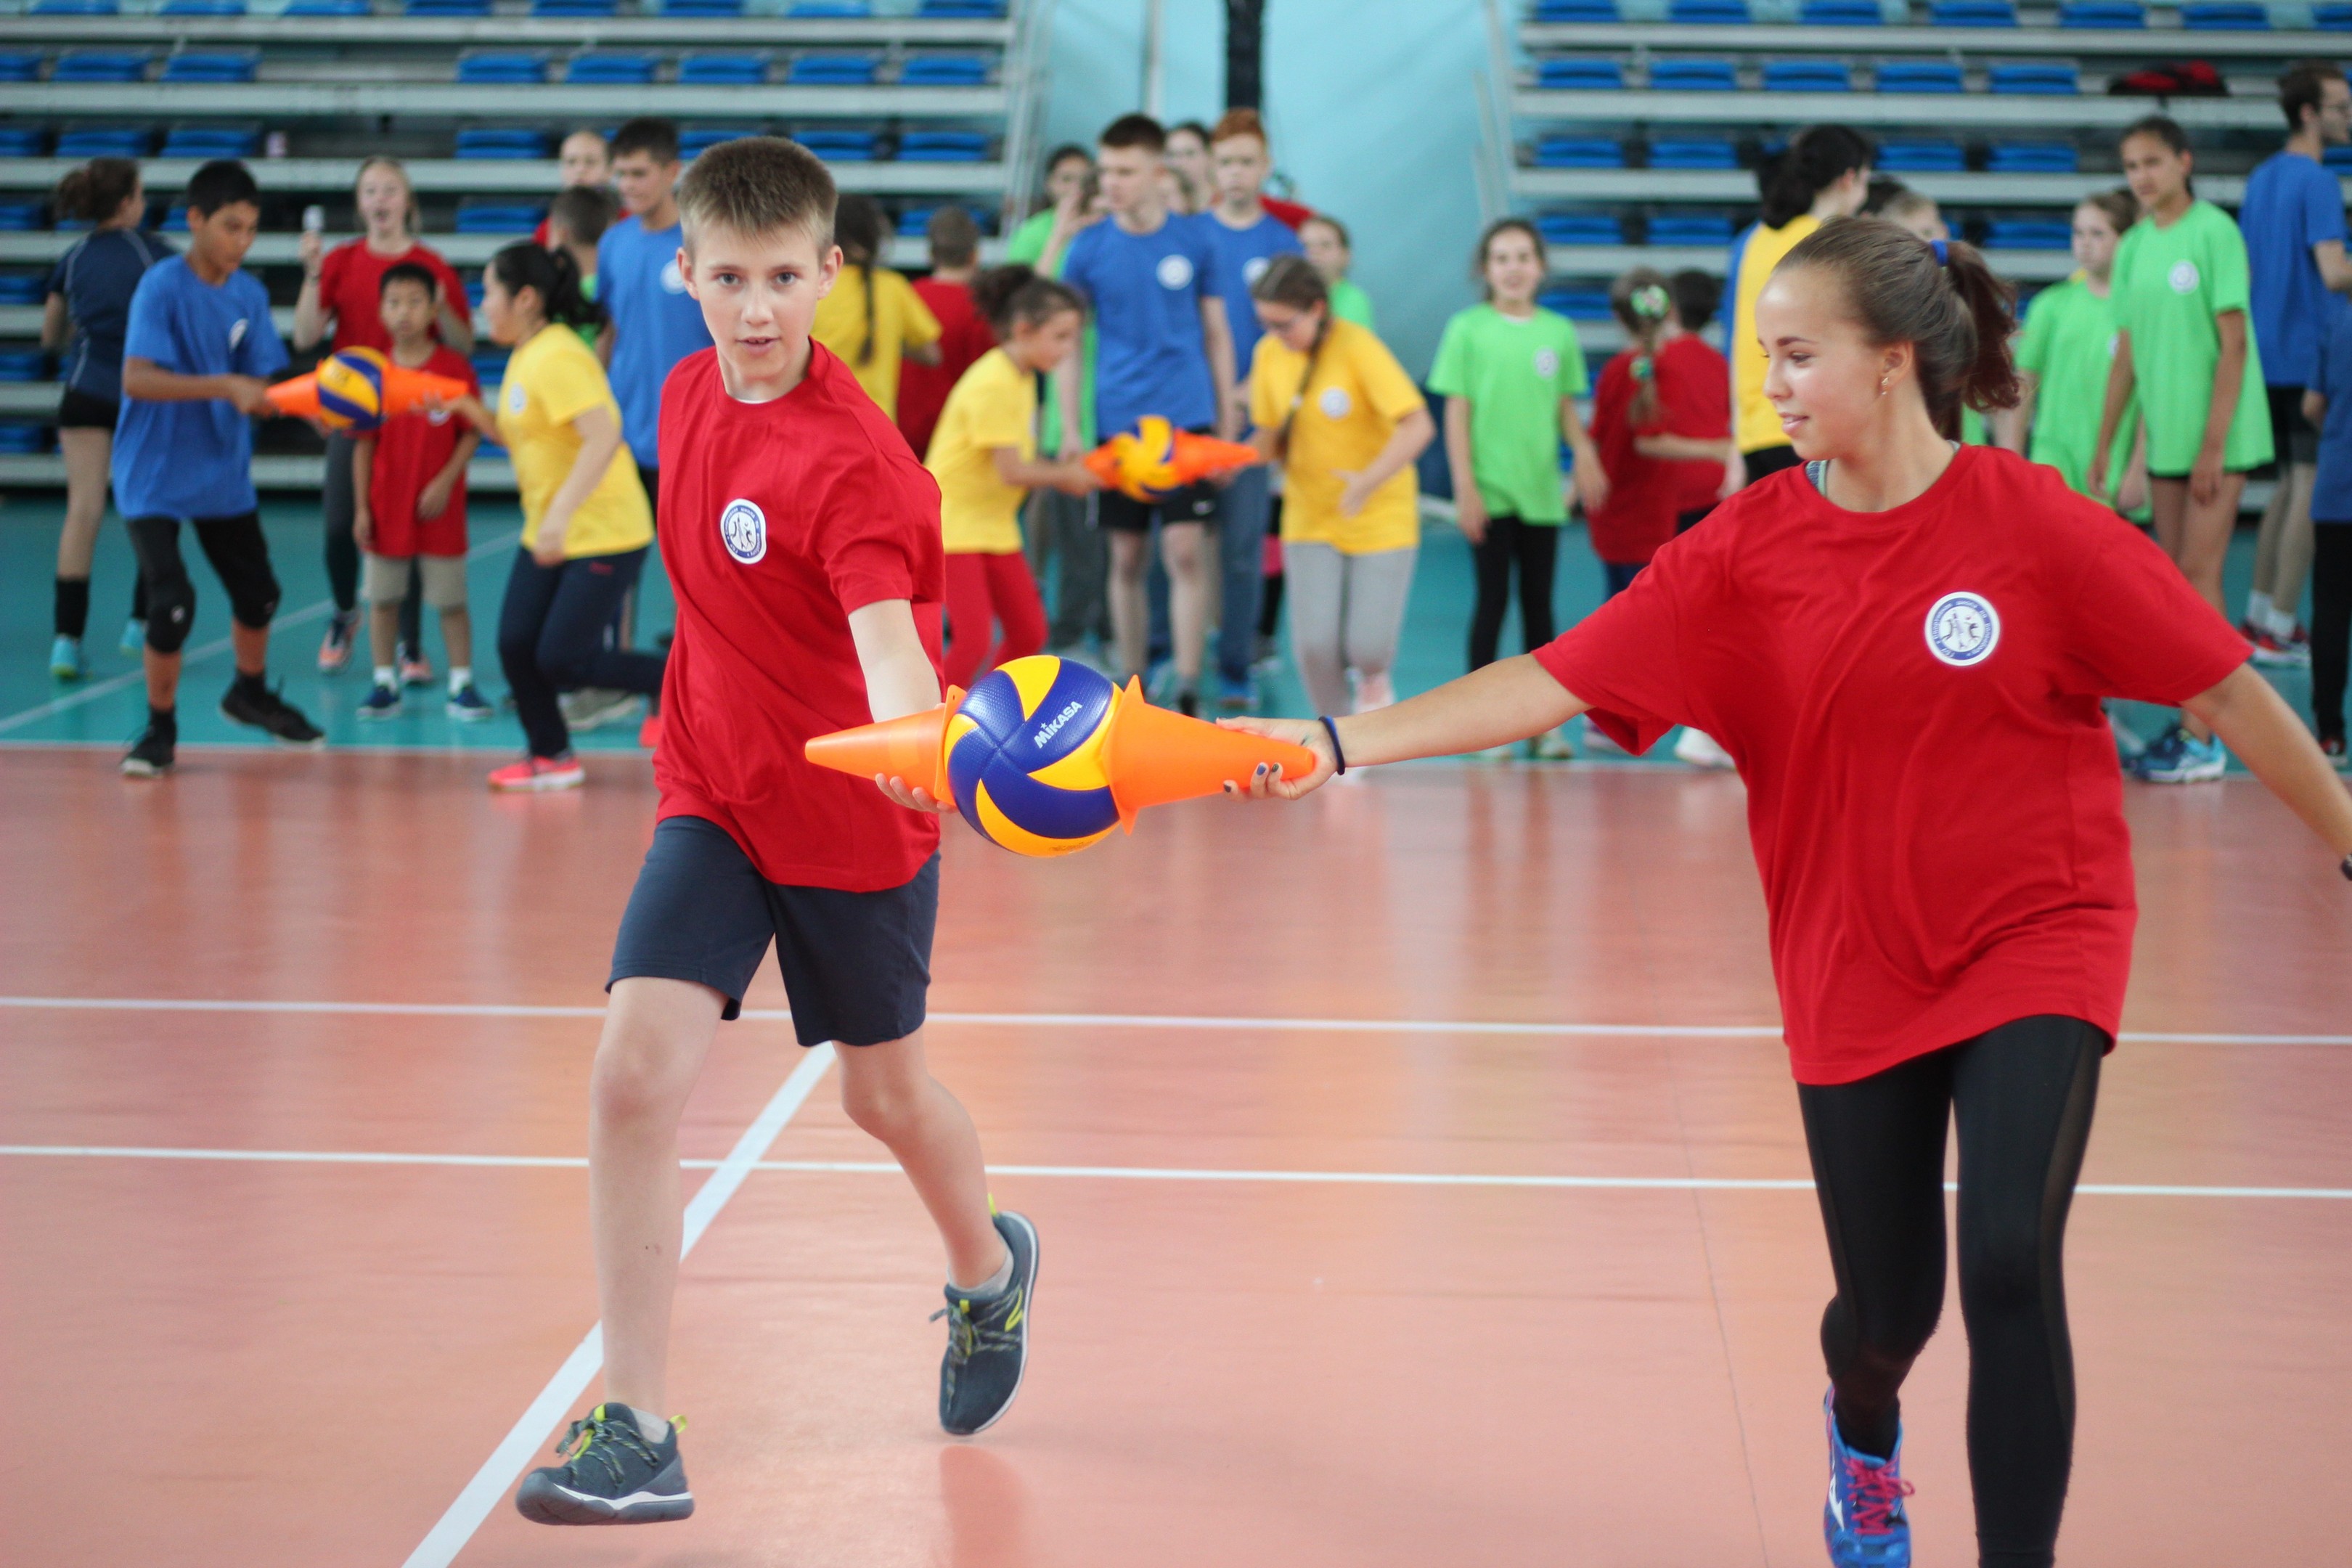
[2312, 524, 2351, 744]
[1798, 1014, 2104, 1568]
[1466, 515, 1559, 669]
[497, 547, 666, 759]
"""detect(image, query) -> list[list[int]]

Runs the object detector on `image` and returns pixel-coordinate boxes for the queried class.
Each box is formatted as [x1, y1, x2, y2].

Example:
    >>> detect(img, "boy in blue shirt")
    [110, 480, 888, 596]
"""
[597, 118, 713, 505]
[2300, 297, 2352, 767]
[1058, 113, 1239, 716]
[115, 160, 322, 776]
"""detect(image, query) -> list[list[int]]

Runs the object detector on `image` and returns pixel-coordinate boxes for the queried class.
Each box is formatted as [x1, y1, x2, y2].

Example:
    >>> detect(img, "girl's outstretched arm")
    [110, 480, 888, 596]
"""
[1222, 655, 1588, 800]
[2184, 664, 2352, 857]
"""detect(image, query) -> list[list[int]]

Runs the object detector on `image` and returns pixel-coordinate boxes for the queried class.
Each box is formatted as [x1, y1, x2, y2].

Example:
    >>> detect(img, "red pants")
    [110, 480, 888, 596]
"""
[943, 550, 1047, 689]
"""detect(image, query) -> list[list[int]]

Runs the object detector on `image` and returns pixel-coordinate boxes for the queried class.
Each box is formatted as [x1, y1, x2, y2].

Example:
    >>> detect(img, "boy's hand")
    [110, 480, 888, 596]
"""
[352, 508, 372, 550]
[1216, 716, 1337, 800]
[225, 375, 273, 417]
[874, 774, 953, 814]
[418, 474, 454, 519]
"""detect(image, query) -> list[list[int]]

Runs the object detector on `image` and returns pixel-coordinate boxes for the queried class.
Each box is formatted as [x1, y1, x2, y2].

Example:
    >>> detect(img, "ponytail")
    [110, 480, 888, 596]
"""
[835, 193, 883, 365]
[54, 156, 140, 225]
[1777, 216, 2019, 436]
[1757, 123, 1875, 230]
[489, 241, 603, 330]
[1609, 266, 1673, 427]
[1249, 254, 1334, 462]
[970, 263, 1082, 337]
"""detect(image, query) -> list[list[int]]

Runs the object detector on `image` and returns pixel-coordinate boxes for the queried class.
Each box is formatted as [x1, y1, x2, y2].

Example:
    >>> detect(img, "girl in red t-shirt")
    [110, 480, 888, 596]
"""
[293, 156, 471, 679]
[1229, 219, 2352, 1568]
[1586, 269, 1739, 598]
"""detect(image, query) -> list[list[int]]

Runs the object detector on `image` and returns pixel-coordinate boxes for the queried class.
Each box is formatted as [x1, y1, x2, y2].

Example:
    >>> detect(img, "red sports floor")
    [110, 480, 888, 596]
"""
[2, 748, 2348, 1567]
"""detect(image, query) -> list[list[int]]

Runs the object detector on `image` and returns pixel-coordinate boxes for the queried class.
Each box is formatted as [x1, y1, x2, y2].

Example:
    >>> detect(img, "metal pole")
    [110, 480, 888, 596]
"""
[1141, 0, 1164, 118]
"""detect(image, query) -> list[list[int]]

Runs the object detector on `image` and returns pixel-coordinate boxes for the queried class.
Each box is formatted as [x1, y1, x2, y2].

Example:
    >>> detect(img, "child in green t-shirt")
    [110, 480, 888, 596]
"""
[2010, 189, 2148, 515]
[1300, 214, 1376, 331]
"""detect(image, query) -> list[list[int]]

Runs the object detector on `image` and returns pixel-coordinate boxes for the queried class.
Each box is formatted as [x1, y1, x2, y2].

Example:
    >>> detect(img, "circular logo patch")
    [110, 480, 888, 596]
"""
[660, 257, 687, 294]
[2168, 260, 2200, 295]
[1924, 591, 2001, 667]
[1533, 346, 1560, 380]
[1156, 253, 1195, 290]
[504, 380, 527, 415]
[1318, 385, 1352, 418]
[1242, 254, 1273, 285]
[719, 497, 767, 565]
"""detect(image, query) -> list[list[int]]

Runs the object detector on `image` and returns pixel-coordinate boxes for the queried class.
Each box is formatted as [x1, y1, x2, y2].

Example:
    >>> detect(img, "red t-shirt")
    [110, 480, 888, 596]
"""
[653, 343, 947, 891]
[1586, 351, 1681, 566]
[897, 277, 996, 460]
[317, 240, 466, 354]
[1262, 196, 1313, 232]
[1533, 446, 2249, 1085]
[1655, 334, 1731, 515]
[359, 346, 478, 558]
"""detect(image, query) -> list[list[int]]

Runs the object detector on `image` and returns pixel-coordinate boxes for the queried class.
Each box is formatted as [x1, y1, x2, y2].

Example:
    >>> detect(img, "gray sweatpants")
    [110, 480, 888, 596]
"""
[1280, 541, 1416, 716]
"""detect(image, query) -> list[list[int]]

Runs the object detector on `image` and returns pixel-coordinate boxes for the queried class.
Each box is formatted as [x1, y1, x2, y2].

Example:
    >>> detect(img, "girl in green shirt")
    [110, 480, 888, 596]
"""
[2093, 116, 2275, 780]
[2011, 189, 2148, 514]
[1300, 214, 1376, 330]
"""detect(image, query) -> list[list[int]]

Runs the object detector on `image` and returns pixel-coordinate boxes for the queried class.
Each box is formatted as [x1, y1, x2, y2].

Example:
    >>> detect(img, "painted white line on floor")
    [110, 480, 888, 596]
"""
[397, 1043, 835, 1568]
[7, 1143, 2351, 1202]
[1, 994, 2346, 1046]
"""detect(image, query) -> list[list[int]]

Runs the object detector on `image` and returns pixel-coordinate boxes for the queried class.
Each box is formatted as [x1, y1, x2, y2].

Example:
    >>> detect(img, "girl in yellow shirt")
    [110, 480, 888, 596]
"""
[1245, 255, 1434, 717]
[441, 242, 661, 792]
[811, 194, 943, 420]
[923, 265, 1098, 688]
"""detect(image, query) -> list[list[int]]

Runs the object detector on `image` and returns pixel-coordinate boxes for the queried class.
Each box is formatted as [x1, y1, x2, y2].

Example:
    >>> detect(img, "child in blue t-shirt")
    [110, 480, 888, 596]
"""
[113, 160, 322, 777]
[595, 118, 713, 503]
[2300, 297, 2352, 767]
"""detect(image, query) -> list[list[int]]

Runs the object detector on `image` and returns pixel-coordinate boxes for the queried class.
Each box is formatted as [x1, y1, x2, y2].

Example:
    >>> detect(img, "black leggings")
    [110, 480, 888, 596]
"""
[2312, 524, 2351, 744]
[1466, 515, 1559, 669]
[496, 547, 666, 759]
[1799, 1014, 2104, 1568]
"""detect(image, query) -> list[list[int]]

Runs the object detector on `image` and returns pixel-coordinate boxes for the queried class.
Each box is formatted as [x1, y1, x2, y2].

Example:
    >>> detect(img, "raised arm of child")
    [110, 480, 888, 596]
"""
[850, 598, 956, 814]
[990, 445, 1098, 497]
[1633, 432, 1739, 465]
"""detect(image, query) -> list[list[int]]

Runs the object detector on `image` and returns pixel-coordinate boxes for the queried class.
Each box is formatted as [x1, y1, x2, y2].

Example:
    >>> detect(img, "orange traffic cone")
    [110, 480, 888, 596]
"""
[264, 375, 324, 420]
[800, 687, 966, 804]
[263, 359, 473, 422]
[1097, 677, 1318, 830]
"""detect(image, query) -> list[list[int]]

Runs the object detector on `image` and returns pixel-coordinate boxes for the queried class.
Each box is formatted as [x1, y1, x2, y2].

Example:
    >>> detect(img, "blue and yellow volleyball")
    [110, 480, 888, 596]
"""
[314, 346, 388, 431]
[946, 656, 1122, 857]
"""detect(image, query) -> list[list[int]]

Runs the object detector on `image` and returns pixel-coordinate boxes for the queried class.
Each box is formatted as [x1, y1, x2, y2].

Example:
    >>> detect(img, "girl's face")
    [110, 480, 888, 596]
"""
[1483, 229, 1544, 306]
[478, 269, 530, 346]
[2121, 134, 2191, 210]
[1755, 264, 1908, 461]
[1823, 166, 1874, 220]
[1045, 154, 1090, 208]
[356, 166, 411, 235]
[114, 179, 145, 229]
[1251, 296, 1327, 355]
[1010, 306, 1083, 373]
[2071, 203, 2123, 277]
[1888, 201, 1947, 245]
[1165, 131, 1210, 198]
[1301, 221, 1349, 281]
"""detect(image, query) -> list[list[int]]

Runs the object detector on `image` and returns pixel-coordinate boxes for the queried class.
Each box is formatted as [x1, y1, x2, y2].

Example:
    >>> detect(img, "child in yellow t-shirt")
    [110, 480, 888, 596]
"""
[812, 194, 943, 420]
[924, 264, 1098, 688]
[1245, 254, 1434, 718]
[439, 242, 661, 791]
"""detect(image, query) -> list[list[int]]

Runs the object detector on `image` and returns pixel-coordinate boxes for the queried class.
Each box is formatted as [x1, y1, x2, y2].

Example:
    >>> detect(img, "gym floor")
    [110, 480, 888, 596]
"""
[1, 495, 2345, 1567]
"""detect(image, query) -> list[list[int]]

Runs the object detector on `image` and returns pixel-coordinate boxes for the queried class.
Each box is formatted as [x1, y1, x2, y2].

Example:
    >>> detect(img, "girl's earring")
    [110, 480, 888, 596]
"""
[1878, 377, 1890, 398]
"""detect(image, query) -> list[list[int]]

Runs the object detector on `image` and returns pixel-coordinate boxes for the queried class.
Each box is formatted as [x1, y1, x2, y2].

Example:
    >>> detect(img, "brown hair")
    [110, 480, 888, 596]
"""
[1757, 124, 1874, 229]
[546, 184, 614, 248]
[1100, 113, 1167, 154]
[1472, 217, 1546, 296]
[971, 263, 1082, 336]
[1609, 266, 1674, 426]
[2079, 186, 2139, 238]
[2120, 114, 2194, 196]
[1250, 255, 1331, 461]
[1776, 216, 2020, 434]
[677, 134, 836, 251]
[2279, 59, 2348, 132]
[1209, 107, 1267, 147]
[54, 156, 139, 225]
[926, 204, 979, 268]
[611, 117, 680, 165]
[1300, 213, 1350, 250]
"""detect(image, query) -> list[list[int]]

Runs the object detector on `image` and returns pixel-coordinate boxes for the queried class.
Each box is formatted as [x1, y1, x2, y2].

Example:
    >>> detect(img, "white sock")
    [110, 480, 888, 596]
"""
[951, 1246, 1015, 1298]
[2267, 602, 2300, 637]
[2246, 589, 2274, 629]
[372, 665, 396, 687]
[448, 666, 472, 693]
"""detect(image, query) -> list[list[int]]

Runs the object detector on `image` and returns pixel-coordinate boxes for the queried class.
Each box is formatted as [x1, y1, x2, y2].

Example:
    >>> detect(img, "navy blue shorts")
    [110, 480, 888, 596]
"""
[608, 815, 937, 1047]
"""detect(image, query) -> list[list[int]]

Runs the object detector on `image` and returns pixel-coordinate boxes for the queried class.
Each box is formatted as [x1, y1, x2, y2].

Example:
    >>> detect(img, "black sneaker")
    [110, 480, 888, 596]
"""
[121, 716, 175, 777]
[515, 1402, 693, 1525]
[933, 1210, 1039, 1436]
[219, 680, 325, 748]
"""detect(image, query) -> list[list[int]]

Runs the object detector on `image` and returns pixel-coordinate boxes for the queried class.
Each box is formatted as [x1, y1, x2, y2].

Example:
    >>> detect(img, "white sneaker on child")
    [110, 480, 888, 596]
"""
[1673, 728, 1736, 770]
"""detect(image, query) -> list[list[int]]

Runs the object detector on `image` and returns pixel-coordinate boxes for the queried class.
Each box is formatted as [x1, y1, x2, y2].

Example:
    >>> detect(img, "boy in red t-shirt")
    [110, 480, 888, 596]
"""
[515, 138, 1035, 1530]
[897, 205, 996, 457]
[351, 262, 485, 719]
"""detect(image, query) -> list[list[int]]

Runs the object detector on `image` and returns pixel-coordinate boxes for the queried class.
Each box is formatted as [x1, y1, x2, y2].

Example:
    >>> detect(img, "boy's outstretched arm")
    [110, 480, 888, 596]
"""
[847, 598, 953, 813]
[2184, 664, 2352, 861]
[1223, 654, 1589, 799]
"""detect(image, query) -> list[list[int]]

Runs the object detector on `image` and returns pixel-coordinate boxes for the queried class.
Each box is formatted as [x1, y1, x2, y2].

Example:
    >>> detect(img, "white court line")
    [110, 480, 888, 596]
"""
[7, 1143, 2351, 1202]
[396, 1044, 835, 1568]
[0, 993, 2346, 1045]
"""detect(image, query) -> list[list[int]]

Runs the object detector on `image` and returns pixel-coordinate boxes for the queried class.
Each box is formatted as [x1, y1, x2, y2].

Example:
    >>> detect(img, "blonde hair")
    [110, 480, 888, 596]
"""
[675, 135, 836, 252]
[354, 155, 420, 234]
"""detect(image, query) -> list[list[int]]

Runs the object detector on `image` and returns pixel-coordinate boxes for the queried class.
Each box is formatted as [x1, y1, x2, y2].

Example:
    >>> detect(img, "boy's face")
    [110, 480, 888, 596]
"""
[1211, 134, 1269, 207]
[560, 131, 611, 187]
[380, 278, 436, 344]
[187, 200, 260, 273]
[679, 219, 838, 383]
[1095, 144, 1159, 217]
[613, 151, 682, 218]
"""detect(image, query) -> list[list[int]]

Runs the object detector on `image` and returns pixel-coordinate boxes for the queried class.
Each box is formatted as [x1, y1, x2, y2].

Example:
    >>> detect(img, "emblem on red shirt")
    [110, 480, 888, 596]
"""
[1924, 591, 2000, 667]
[719, 497, 767, 565]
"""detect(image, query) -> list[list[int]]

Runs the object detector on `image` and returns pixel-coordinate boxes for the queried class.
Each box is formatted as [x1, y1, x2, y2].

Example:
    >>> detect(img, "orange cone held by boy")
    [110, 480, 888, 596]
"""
[265, 347, 473, 432]
[1085, 415, 1262, 502]
[803, 655, 1318, 857]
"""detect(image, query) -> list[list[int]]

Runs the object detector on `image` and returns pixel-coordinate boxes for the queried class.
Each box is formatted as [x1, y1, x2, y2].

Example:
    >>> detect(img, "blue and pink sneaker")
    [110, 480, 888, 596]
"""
[1824, 1389, 1914, 1567]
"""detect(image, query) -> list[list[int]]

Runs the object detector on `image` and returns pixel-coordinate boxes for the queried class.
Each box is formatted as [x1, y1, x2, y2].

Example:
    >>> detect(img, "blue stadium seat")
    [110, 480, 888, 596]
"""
[55, 126, 153, 157]
[1538, 288, 1614, 321]
[679, 126, 760, 158]
[788, 54, 880, 84]
[1800, 0, 1882, 19]
[457, 53, 549, 83]
[1535, 58, 1625, 89]
[0, 203, 46, 234]
[1988, 62, 2076, 93]
[2317, 2, 2352, 25]
[0, 275, 52, 303]
[0, 351, 54, 380]
[30, 0, 119, 13]
[918, 0, 1005, 13]
[161, 125, 258, 157]
[0, 127, 46, 155]
[1535, 213, 1624, 245]
[1986, 141, 2079, 171]
[1764, 60, 1852, 91]
[679, 54, 769, 84]
[567, 53, 658, 84]
[161, 205, 192, 230]
[161, 52, 259, 83]
[1532, 135, 1625, 168]
[1648, 213, 1735, 244]
[454, 203, 548, 234]
[534, 0, 617, 13]
[786, 0, 867, 12]
[1986, 219, 2075, 249]
[1648, 137, 1738, 168]
[54, 52, 152, 83]
[1877, 61, 1965, 92]
[900, 129, 989, 161]
[0, 53, 41, 83]
[1532, 0, 1621, 17]
[1930, 0, 2017, 22]
[793, 128, 883, 160]
[409, 0, 491, 13]
[902, 53, 990, 86]
[1668, 0, 1749, 20]
[2058, 0, 2144, 23]
[2181, 1, 2267, 24]
[282, 0, 372, 15]
[1876, 139, 1966, 171]
[666, 0, 748, 12]
[1651, 59, 1739, 91]
[0, 424, 51, 454]
[455, 128, 551, 158]
[160, 0, 248, 13]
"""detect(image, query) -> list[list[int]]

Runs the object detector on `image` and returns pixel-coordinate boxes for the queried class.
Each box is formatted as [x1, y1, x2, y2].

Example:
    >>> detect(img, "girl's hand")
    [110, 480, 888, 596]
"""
[298, 228, 323, 278]
[2189, 444, 2224, 507]
[2086, 452, 2110, 502]
[1572, 462, 1611, 515]
[875, 774, 955, 813]
[531, 518, 569, 565]
[1334, 469, 1373, 518]
[1455, 488, 1489, 545]
[1718, 452, 1745, 501]
[1215, 716, 1338, 800]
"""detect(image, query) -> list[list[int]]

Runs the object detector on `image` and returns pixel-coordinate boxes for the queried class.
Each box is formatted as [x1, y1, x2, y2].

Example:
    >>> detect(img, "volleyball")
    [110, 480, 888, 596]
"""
[313, 346, 388, 431]
[944, 655, 1122, 857]
[1099, 415, 1183, 501]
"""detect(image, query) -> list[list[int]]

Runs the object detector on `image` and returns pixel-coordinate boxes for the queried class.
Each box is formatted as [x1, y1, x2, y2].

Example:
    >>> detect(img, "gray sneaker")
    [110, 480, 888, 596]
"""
[934, 1211, 1039, 1436]
[515, 1402, 692, 1525]
[560, 687, 643, 731]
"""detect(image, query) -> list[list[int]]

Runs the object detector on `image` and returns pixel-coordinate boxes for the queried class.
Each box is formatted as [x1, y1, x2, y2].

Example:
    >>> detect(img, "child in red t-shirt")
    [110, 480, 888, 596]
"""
[897, 205, 997, 457]
[515, 139, 1037, 1530]
[1229, 219, 2352, 1568]
[352, 262, 483, 719]
[1585, 269, 1737, 599]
